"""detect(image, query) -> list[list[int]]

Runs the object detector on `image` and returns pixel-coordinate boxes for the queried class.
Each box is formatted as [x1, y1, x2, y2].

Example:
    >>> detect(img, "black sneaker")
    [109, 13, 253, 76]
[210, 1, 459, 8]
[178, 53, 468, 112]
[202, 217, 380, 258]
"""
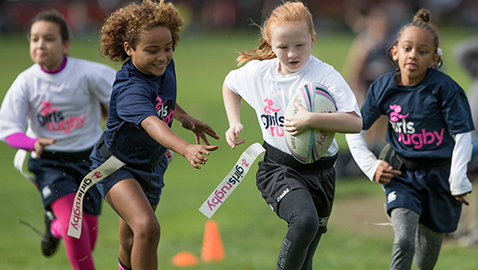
[41, 210, 60, 256]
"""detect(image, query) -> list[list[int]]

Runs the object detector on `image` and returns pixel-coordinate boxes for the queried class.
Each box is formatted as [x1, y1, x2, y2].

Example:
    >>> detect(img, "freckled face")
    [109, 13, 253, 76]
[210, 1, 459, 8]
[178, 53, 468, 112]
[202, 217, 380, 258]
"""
[391, 26, 439, 85]
[125, 26, 173, 76]
[29, 21, 69, 71]
[269, 21, 315, 75]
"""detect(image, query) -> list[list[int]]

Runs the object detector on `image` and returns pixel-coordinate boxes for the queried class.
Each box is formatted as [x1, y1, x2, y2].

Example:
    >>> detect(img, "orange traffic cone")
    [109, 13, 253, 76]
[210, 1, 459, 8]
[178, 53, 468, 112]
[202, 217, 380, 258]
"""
[201, 220, 225, 262]
[171, 251, 199, 267]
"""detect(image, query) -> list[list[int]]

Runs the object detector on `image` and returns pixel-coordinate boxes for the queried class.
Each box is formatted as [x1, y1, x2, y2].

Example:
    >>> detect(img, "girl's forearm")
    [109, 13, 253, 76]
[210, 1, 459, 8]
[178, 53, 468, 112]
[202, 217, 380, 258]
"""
[309, 111, 362, 133]
[222, 82, 242, 126]
[141, 115, 190, 156]
[6, 132, 38, 151]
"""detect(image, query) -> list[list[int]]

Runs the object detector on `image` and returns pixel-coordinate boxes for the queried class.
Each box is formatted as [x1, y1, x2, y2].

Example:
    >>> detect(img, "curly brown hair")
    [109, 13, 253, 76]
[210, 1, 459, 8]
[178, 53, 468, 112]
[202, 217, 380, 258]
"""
[100, 0, 184, 62]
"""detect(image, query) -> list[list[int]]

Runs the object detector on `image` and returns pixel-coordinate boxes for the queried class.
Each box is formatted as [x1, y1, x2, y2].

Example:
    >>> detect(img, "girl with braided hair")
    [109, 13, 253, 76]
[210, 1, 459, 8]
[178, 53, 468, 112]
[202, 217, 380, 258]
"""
[346, 8, 473, 270]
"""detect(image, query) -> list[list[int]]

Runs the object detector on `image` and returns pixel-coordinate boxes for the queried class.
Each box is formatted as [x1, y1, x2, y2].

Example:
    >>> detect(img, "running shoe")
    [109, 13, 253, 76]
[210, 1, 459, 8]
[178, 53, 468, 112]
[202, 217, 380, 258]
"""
[41, 210, 60, 256]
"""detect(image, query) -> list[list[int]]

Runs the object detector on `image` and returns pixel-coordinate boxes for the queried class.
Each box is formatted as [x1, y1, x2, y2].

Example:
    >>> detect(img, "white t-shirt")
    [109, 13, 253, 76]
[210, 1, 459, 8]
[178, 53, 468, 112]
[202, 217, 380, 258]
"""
[0, 57, 116, 152]
[225, 55, 361, 156]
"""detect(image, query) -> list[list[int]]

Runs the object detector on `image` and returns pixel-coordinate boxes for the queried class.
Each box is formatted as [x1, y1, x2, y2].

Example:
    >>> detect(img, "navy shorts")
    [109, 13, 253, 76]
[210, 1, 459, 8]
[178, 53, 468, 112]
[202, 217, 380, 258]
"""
[28, 155, 102, 216]
[90, 148, 167, 207]
[384, 165, 462, 233]
[256, 161, 336, 233]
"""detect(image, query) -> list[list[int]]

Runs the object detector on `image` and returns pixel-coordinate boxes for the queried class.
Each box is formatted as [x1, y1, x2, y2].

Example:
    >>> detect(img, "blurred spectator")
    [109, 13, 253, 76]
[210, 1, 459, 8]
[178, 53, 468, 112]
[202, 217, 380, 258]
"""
[456, 37, 478, 173]
[454, 36, 478, 247]
[201, 0, 237, 29]
[460, 0, 478, 27]
[1, 0, 477, 35]
[343, 7, 395, 107]
[337, 4, 402, 178]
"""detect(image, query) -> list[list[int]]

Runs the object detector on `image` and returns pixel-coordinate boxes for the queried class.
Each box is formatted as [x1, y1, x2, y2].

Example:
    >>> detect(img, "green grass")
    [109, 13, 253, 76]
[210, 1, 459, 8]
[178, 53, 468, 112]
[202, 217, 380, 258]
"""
[1, 28, 478, 269]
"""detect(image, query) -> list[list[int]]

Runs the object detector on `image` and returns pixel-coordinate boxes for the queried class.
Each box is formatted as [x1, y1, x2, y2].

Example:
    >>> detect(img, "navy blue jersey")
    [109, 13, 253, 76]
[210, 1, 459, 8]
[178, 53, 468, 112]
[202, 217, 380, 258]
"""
[362, 68, 473, 159]
[103, 59, 177, 167]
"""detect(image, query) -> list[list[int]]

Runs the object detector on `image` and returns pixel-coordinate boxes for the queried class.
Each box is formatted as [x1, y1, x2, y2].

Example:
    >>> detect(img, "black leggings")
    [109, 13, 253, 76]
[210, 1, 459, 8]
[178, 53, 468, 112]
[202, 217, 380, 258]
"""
[277, 188, 322, 270]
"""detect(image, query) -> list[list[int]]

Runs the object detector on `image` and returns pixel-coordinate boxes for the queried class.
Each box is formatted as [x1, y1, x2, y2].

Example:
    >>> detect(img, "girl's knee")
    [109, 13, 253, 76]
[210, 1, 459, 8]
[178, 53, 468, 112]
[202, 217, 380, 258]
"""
[291, 212, 320, 236]
[394, 235, 415, 253]
[134, 218, 161, 244]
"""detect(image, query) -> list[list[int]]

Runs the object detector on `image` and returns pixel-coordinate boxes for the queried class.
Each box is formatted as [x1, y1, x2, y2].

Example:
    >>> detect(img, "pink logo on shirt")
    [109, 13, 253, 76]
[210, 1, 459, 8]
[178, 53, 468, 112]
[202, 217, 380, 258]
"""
[38, 101, 86, 134]
[388, 104, 444, 149]
[260, 98, 284, 137]
[155, 96, 174, 125]
[389, 104, 409, 122]
[264, 98, 280, 114]
[40, 101, 58, 115]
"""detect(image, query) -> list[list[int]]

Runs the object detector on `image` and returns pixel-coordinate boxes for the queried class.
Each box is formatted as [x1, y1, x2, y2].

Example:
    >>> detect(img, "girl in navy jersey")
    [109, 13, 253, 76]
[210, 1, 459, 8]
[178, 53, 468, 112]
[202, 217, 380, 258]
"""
[89, 1, 218, 269]
[346, 8, 474, 270]
[0, 10, 115, 270]
[223, 2, 362, 269]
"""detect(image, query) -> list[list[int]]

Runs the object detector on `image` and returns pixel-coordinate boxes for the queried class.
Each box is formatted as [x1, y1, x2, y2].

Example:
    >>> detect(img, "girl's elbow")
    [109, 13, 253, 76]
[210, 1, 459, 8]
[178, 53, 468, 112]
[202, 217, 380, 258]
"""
[350, 119, 363, 133]
[342, 112, 363, 133]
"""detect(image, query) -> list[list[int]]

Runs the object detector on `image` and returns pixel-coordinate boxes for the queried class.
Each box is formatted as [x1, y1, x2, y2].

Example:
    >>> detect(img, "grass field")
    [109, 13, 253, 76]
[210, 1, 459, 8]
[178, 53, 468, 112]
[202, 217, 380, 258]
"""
[1, 28, 478, 269]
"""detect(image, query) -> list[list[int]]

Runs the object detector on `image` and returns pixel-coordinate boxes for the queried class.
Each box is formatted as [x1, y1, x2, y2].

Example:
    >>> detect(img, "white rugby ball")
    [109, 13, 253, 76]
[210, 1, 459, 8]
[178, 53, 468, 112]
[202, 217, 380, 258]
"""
[284, 82, 337, 164]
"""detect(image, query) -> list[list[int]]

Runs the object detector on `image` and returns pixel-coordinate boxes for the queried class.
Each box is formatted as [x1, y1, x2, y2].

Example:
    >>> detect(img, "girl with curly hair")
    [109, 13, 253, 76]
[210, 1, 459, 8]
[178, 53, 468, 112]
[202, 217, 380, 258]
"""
[90, 1, 218, 269]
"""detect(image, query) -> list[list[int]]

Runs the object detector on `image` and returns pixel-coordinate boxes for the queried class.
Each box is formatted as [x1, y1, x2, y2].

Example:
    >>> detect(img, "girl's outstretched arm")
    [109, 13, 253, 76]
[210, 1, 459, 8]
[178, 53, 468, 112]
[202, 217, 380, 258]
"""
[174, 103, 219, 145]
[223, 82, 246, 149]
[141, 116, 218, 169]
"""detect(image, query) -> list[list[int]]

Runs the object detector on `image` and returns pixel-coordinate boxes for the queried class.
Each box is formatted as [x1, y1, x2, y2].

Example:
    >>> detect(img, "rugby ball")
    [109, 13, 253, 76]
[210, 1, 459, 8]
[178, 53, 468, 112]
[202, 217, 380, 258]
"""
[284, 82, 337, 164]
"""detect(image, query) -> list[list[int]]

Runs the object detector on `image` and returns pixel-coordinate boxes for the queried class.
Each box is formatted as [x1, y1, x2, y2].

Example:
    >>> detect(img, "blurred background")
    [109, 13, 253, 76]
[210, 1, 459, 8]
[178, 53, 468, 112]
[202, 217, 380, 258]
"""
[1, 1, 478, 269]
[0, 0, 477, 36]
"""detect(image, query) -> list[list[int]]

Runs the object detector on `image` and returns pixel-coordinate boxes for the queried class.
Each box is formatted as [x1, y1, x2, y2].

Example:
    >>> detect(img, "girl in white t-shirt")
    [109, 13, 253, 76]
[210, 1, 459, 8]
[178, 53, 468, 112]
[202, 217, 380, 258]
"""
[222, 2, 362, 269]
[0, 10, 116, 269]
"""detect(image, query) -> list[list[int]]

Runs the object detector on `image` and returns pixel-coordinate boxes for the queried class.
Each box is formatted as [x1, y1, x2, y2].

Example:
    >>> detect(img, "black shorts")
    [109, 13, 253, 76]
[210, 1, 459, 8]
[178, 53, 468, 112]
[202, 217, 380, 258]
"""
[256, 161, 336, 230]
[28, 150, 102, 216]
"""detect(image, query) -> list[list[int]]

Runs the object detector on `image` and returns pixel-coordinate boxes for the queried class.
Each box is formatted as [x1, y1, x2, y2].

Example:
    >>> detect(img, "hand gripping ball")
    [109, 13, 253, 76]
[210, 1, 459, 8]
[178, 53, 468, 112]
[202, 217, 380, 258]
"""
[284, 82, 337, 164]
